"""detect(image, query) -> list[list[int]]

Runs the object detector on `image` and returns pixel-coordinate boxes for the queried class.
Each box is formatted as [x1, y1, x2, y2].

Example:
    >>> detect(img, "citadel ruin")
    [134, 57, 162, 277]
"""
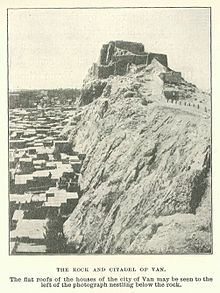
[89, 40, 180, 83]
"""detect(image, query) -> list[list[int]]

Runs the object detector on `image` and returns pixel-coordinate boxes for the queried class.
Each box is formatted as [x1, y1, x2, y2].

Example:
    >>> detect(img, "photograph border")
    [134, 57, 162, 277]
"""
[7, 6, 213, 256]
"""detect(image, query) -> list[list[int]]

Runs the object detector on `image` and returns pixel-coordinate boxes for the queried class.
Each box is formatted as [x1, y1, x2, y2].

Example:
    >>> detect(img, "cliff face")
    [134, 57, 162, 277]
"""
[63, 42, 211, 254]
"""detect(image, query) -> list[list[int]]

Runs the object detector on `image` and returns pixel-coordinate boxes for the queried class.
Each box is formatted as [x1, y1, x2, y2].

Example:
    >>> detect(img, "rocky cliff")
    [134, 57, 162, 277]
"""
[63, 41, 211, 254]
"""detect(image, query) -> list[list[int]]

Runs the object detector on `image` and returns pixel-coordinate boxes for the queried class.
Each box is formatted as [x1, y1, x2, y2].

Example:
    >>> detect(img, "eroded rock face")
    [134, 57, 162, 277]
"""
[79, 80, 107, 106]
[63, 46, 211, 254]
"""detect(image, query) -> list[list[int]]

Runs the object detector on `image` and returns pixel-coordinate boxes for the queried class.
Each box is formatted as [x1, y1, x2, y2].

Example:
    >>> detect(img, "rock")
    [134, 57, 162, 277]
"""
[79, 80, 107, 106]
[124, 91, 135, 98]
[64, 94, 211, 253]
[63, 41, 211, 254]
[141, 98, 153, 105]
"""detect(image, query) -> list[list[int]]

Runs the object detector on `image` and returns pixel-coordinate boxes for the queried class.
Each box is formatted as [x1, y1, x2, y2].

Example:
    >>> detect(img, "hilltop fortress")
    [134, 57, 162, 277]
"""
[80, 40, 183, 106]
[90, 40, 169, 79]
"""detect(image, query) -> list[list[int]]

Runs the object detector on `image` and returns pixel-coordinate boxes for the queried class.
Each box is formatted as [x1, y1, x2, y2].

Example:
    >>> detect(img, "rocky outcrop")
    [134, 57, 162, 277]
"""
[79, 80, 107, 106]
[63, 41, 211, 254]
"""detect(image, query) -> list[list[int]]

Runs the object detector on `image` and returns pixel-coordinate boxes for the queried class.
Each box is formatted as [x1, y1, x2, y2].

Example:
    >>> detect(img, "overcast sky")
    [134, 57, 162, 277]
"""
[8, 8, 210, 91]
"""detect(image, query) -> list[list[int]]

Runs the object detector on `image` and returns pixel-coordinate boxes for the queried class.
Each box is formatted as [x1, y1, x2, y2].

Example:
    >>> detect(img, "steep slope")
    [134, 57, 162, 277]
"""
[63, 46, 211, 254]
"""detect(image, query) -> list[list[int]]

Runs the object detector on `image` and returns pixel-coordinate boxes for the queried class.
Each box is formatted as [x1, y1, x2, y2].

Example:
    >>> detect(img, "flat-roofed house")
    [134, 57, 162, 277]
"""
[11, 210, 25, 229]
[18, 157, 34, 174]
[12, 210, 24, 222]
[14, 243, 47, 254]
[10, 139, 27, 149]
[10, 219, 47, 243]
[54, 140, 73, 155]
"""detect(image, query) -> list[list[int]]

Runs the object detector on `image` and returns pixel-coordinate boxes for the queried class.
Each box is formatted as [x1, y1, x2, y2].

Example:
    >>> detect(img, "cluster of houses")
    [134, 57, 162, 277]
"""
[9, 106, 84, 254]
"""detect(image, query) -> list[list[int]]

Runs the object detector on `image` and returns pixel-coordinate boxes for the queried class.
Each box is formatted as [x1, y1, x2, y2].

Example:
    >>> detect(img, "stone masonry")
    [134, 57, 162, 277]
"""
[92, 41, 168, 79]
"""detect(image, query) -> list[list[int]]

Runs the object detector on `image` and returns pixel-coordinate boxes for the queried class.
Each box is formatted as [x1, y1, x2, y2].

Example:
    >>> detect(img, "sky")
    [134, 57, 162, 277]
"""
[8, 8, 210, 91]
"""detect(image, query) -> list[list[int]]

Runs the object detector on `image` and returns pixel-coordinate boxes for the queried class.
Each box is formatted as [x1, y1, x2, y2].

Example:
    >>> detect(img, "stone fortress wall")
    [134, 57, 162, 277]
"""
[91, 41, 169, 79]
